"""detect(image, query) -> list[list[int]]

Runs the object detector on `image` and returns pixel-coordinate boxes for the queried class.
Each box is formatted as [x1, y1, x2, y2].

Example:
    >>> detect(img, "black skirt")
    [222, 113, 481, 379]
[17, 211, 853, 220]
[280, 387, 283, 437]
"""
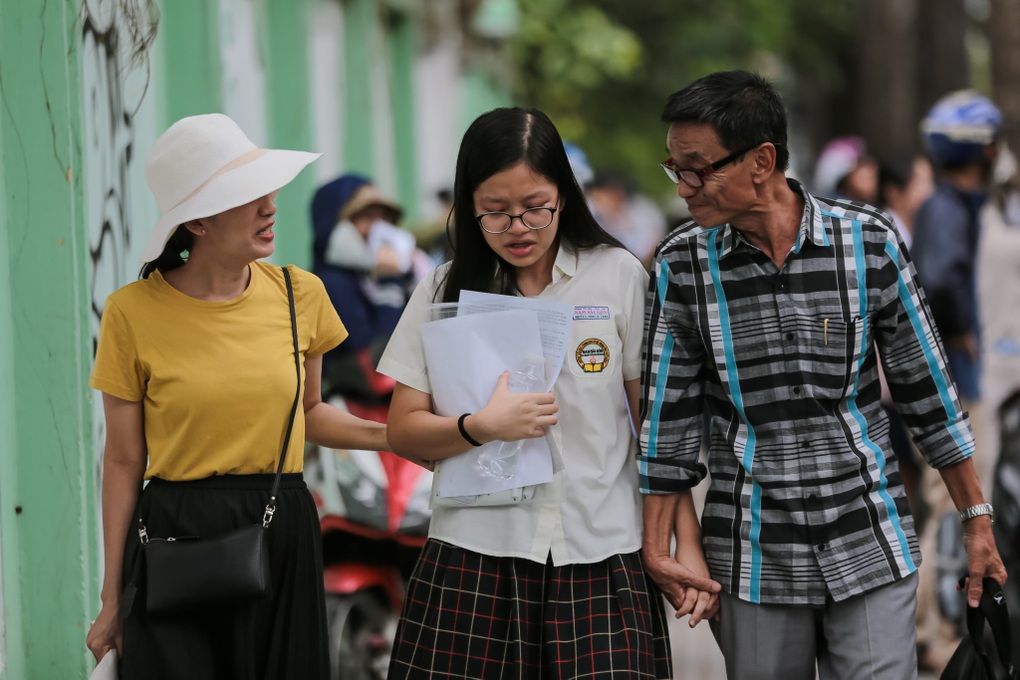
[119, 474, 328, 680]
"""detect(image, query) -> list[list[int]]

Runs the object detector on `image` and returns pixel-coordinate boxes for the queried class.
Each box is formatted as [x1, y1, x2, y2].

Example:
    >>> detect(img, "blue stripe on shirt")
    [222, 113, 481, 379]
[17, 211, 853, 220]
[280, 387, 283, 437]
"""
[643, 262, 676, 484]
[708, 232, 763, 602]
[849, 222, 914, 570]
[884, 239, 972, 455]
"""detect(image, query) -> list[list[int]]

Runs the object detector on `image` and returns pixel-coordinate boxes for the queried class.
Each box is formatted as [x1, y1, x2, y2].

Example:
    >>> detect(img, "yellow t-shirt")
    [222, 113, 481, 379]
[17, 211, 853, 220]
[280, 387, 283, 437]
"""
[90, 262, 347, 481]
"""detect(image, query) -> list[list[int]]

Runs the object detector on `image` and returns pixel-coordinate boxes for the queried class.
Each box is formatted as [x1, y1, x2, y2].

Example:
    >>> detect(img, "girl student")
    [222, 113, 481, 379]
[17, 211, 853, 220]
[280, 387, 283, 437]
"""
[378, 107, 707, 678]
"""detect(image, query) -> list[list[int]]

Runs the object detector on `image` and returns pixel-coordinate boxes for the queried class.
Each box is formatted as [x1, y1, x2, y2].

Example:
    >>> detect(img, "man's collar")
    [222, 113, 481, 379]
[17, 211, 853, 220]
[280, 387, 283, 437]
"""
[717, 178, 829, 259]
[791, 178, 831, 252]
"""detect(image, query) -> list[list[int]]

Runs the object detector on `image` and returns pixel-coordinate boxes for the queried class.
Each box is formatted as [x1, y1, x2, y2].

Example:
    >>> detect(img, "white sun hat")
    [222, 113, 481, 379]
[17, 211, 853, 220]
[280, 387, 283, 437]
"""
[141, 113, 321, 263]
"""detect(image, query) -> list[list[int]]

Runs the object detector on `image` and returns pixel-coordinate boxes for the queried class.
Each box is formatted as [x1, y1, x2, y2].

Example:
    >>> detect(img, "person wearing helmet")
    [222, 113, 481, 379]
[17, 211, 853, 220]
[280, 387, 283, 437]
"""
[911, 89, 1004, 675]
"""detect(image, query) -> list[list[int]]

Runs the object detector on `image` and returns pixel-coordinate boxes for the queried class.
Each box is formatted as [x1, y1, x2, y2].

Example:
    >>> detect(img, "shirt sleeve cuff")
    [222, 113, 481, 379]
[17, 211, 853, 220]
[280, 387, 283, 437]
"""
[377, 355, 430, 395]
[915, 415, 976, 469]
[638, 457, 707, 494]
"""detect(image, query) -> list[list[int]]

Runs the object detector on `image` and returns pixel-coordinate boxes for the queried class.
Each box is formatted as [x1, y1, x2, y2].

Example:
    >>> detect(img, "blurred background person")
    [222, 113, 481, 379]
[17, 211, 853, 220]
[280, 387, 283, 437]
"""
[311, 174, 431, 403]
[877, 155, 934, 249]
[978, 147, 1020, 479]
[812, 135, 879, 203]
[565, 140, 667, 269]
[913, 91, 1002, 405]
[977, 148, 1020, 662]
[910, 89, 1004, 675]
[411, 186, 456, 267]
[564, 140, 596, 190]
[586, 168, 667, 268]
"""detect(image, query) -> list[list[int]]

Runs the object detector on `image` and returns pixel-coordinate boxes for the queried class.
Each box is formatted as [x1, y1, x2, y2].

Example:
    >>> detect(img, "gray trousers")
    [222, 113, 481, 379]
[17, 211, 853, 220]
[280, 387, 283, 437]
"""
[711, 572, 919, 680]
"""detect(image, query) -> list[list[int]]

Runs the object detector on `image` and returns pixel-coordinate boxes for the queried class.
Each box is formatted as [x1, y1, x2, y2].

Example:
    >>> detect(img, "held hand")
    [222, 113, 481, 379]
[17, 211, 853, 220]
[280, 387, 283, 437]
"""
[473, 371, 558, 443]
[85, 603, 122, 663]
[643, 550, 721, 627]
[960, 516, 1009, 607]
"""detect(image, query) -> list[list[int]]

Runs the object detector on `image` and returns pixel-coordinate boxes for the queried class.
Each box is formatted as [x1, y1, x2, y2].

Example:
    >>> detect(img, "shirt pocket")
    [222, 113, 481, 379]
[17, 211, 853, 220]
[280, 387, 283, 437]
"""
[566, 319, 621, 379]
[790, 314, 862, 402]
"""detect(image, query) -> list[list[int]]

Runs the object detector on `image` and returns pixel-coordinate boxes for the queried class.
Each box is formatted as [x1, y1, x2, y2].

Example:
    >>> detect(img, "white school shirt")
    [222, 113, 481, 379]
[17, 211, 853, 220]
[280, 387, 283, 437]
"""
[378, 245, 647, 565]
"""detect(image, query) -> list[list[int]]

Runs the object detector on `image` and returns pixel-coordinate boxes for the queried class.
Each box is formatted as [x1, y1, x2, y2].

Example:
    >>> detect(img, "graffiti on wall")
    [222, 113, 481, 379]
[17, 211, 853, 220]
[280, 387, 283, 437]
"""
[81, 0, 157, 486]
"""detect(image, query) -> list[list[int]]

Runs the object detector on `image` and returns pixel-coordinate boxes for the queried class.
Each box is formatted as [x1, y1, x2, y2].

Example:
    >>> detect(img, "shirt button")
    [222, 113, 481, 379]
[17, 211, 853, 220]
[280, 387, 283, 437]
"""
[793, 386, 802, 395]
[801, 441, 810, 449]
[818, 543, 827, 552]
[786, 332, 795, 341]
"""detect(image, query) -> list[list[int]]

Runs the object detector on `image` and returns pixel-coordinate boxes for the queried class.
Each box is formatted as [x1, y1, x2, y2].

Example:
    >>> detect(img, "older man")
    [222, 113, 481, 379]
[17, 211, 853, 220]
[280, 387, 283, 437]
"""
[639, 70, 1005, 680]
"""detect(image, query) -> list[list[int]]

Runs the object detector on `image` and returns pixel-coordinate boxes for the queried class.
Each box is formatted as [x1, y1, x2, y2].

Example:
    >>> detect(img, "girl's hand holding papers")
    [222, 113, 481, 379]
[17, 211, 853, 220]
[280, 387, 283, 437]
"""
[469, 371, 559, 443]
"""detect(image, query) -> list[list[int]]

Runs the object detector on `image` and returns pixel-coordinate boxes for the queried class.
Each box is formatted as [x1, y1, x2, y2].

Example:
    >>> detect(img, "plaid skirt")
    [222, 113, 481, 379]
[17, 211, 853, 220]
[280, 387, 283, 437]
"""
[387, 539, 673, 679]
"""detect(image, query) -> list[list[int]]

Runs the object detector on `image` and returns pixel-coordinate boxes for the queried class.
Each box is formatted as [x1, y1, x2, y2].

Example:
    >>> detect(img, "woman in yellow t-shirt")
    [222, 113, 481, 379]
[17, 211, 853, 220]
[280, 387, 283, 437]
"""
[84, 114, 390, 680]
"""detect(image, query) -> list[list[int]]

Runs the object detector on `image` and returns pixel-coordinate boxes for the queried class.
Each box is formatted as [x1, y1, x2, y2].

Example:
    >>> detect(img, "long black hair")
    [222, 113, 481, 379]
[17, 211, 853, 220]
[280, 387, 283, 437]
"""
[439, 107, 623, 302]
[139, 224, 193, 279]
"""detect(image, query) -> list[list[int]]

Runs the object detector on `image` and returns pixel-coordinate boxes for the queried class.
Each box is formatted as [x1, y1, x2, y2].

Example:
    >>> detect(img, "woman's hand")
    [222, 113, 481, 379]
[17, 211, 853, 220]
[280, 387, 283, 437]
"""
[470, 371, 558, 443]
[85, 603, 122, 663]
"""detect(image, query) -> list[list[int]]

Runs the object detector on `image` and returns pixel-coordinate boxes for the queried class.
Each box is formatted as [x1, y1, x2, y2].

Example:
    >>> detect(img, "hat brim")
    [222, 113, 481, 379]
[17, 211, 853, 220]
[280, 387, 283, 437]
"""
[339, 188, 404, 224]
[142, 148, 321, 263]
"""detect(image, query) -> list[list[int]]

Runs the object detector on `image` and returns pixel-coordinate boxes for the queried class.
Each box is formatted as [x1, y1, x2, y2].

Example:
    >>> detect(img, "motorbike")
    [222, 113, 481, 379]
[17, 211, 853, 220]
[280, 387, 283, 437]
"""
[306, 348, 433, 680]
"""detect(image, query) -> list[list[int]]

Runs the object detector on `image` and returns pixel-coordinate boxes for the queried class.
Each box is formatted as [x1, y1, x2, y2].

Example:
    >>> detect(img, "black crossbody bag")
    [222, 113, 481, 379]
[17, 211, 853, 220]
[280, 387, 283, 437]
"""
[139, 266, 302, 614]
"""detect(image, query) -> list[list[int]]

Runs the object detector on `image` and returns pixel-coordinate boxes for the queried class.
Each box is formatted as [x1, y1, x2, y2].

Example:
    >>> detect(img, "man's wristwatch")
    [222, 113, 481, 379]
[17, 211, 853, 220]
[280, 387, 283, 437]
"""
[958, 503, 995, 523]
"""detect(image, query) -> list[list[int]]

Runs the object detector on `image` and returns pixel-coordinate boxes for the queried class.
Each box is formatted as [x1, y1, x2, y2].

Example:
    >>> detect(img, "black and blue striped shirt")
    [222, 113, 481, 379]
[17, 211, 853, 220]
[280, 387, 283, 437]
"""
[639, 180, 974, 605]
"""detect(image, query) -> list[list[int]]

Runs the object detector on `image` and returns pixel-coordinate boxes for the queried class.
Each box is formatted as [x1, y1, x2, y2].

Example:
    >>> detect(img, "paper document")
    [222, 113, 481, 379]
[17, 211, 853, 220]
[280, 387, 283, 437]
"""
[90, 649, 119, 680]
[457, 290, 573, 386]
[422, 308, 556, 496]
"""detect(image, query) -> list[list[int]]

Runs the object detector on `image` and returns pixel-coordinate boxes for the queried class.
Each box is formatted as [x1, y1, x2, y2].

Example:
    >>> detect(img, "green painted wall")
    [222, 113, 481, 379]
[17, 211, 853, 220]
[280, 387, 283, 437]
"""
[264, 0, 315, 269]
[343, 0, 376, 175]
[0, 1, 96, 678]
[158, 0, 222, 129]
[387, 11, 421, 223]
[461, 67, 512, 131]
[0, 60, 27, 680]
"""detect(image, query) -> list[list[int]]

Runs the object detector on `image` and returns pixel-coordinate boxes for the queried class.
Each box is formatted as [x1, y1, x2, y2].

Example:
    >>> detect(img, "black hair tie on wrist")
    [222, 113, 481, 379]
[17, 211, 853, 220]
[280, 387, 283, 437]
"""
[458, 413, 482, 447]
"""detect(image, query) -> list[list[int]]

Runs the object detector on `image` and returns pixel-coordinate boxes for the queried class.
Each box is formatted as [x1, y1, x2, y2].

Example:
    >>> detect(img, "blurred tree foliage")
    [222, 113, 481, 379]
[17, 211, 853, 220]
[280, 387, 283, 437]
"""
[510, 0, 859, 202]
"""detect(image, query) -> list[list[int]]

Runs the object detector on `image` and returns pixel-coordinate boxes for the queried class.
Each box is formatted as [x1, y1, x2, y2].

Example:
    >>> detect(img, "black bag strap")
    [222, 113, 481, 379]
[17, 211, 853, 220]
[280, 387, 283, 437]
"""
[960, 576, 1017, 679]
[262, 266, 302, 527]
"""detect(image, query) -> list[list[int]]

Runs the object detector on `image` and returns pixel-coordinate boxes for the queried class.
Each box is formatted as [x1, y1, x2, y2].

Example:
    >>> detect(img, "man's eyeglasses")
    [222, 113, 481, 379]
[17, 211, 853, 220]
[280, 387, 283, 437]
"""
[661, 143, 780, 188]
[475, 206, 558, 234]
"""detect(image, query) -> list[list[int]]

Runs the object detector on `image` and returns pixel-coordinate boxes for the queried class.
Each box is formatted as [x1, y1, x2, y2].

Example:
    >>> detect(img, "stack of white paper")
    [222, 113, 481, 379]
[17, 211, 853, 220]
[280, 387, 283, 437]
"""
[421, 292, 572, 499]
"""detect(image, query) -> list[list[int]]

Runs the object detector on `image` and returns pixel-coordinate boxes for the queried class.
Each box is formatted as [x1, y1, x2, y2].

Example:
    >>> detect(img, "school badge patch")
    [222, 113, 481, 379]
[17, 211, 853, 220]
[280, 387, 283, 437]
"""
[575, 338, 610, 373]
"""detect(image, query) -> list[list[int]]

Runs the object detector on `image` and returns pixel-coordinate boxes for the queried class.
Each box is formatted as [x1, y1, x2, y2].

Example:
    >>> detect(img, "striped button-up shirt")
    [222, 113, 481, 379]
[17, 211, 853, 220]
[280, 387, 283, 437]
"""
[640, 180, 974, 606]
